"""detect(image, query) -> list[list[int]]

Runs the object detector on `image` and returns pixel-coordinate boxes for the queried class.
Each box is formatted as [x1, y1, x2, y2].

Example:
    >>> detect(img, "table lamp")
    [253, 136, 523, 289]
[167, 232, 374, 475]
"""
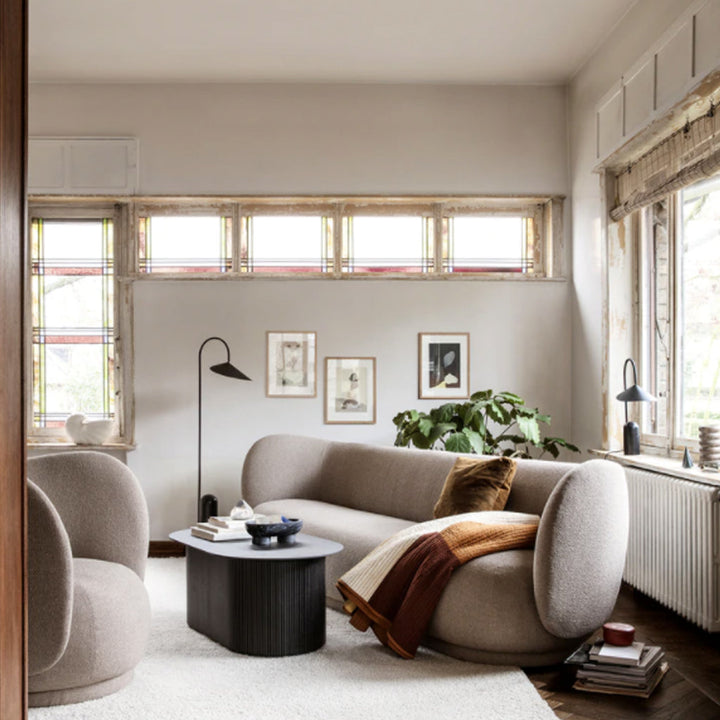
[616, 357, 656, 455]
[198, 336, 250, 522]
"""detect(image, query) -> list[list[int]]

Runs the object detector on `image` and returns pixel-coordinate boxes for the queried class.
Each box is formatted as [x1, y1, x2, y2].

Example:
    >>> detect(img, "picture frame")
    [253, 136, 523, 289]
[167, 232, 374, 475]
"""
[324, 357, 376, 424]
[418, 332, 470, 399]
[266, 331, 317, 397]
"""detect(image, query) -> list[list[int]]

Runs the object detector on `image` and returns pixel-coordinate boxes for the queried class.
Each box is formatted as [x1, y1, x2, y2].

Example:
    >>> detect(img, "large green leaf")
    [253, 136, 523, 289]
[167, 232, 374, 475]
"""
[486, 402, 505, 424]
[417, 416, 435, 437]
[444, 432, 472, 453]
[496, 391, 524, 404]
[462, 427, 485, 454]
[470, 389, 492, 401]
[517, 415, 541, 444]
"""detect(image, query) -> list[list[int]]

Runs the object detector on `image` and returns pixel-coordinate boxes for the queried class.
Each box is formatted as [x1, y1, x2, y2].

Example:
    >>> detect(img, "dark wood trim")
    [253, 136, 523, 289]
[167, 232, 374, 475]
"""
[0, 0, 28, 718]
[149, 540, 186, 557]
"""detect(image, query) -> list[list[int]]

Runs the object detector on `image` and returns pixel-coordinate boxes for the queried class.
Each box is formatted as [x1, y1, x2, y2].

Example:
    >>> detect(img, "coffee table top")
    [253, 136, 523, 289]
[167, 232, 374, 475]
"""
[169, 529, 343, 560]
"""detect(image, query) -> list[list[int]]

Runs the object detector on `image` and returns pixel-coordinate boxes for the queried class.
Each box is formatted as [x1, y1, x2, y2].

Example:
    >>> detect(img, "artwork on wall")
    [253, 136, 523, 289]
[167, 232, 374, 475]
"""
[266, 331, 317, 397]
[418, 332, 469, 399]
[324, 357, 376, 424]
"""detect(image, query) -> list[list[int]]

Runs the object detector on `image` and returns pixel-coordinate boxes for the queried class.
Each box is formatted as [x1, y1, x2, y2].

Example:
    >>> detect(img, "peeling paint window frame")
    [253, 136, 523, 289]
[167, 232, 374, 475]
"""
[126, 196, 564, 279]
[27, 202, 134, 447]
[637, 173, 720, 454]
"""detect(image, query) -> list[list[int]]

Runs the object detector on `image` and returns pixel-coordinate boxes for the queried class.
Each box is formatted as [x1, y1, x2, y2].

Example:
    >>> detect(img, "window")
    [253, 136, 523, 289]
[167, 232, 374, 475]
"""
[341, 215, 432, 273]
[138, 213, 232, 273]
[443, 215, 534, 273]
[29, 206, 131, 444]
[133, 197, 558, 278]
[638, 174, 720, 450]
[242, 215, 332, 273]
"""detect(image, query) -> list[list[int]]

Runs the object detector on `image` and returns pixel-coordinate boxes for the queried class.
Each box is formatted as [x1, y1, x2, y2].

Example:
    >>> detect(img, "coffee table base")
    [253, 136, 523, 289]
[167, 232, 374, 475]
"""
[186, 546, 327, 656]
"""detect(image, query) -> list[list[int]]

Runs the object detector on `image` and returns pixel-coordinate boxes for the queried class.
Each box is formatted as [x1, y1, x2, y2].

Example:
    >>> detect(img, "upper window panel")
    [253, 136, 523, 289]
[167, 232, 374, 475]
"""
[243, 215, 332, 273]
[444, 215, 533, 273]
[342, 216, 431, 273]
[138, 215, 232, 273]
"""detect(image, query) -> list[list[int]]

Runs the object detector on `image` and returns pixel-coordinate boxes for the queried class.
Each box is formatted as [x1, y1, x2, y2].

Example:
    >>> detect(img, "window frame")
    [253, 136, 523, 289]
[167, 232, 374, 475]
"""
[636, 179, 720, 454]
[26, 202, 134, 447]
[126, 196, 564, 280]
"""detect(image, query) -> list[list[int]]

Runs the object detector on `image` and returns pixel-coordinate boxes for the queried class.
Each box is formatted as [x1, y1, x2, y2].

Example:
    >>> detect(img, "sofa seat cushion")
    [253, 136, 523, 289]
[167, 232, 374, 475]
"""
[29, 558, 151, 694]
[253, 498, 414, 596]
[428, 548, 574, 657]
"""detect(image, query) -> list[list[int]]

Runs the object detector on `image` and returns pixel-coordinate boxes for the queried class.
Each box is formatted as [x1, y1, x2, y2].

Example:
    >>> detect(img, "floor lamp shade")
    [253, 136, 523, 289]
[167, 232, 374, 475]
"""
[198, 337, 250, 522]
[616, 358, 656, 455]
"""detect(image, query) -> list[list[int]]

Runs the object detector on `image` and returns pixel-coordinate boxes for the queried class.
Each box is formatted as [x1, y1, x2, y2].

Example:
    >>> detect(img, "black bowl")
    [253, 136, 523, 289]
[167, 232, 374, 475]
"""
[245, 518, 303, 547]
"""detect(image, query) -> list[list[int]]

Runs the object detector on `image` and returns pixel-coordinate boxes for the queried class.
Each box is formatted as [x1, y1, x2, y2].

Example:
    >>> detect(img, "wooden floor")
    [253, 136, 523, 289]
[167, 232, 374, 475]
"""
[525, 584, 720, 720]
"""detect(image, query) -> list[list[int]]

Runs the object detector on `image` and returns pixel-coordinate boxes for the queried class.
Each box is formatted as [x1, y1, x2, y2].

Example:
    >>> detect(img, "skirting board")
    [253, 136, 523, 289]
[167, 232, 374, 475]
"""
[149, 540, 185, 557]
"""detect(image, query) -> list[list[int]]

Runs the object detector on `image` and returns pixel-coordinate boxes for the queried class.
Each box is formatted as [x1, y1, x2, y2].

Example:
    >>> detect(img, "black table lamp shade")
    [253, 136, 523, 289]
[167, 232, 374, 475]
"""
[198, 337, 250, 522]
[616, 358, 656, 455]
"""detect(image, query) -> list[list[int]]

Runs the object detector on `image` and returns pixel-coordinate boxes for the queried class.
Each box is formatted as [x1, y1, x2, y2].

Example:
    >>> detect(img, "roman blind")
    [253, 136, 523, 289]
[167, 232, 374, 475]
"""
[610, 107, 720, 221]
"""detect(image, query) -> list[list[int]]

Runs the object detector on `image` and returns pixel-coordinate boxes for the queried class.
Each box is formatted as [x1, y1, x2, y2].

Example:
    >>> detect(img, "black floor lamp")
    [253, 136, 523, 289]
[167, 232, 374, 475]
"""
[198, 336, 250, 522]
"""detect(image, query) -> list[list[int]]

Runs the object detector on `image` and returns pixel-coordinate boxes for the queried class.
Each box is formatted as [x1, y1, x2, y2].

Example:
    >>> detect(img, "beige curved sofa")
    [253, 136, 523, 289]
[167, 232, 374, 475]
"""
[27, 452, 151, 707]
[242, 434, 629, 666]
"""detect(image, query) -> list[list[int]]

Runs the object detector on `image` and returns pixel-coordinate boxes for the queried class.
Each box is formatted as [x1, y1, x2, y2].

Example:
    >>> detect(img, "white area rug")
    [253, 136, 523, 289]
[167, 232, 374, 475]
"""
[30, 558, 557, 720]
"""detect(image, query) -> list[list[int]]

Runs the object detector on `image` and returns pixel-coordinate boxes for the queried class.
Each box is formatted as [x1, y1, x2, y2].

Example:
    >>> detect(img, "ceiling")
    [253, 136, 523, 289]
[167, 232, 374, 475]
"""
[30, 0, 639, 85]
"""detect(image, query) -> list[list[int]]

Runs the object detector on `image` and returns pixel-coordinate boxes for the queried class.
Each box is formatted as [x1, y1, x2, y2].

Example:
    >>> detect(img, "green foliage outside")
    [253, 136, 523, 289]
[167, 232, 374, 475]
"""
[393, 389, 580, 459]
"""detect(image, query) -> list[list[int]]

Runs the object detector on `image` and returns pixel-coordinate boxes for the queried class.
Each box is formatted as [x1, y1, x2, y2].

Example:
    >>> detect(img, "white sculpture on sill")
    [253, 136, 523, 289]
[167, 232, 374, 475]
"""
[64, 413, 113, 445]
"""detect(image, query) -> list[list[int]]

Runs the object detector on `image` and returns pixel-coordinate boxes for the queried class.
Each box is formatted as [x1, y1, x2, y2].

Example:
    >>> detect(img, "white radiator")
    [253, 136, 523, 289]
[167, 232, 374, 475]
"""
[624, 467, 720, 631]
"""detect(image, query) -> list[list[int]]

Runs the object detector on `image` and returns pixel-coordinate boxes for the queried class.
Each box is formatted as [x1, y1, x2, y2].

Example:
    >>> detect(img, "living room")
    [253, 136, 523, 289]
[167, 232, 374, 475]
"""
[2, 0, 720, 717]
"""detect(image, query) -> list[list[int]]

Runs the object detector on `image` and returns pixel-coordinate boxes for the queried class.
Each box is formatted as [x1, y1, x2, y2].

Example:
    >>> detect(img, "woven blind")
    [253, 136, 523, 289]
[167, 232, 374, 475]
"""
[610, 109, 720, 221]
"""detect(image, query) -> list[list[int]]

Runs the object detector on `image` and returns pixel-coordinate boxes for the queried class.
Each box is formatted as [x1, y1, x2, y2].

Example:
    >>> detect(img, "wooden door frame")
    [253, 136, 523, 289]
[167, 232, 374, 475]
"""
[0, 0, 28, 717]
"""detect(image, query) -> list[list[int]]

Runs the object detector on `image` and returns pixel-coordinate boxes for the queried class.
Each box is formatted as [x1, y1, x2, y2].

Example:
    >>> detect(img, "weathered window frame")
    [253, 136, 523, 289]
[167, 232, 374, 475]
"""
[636, 174, 720, 454]
[126, 196, 565, 280]
[27, 201, 134, 447]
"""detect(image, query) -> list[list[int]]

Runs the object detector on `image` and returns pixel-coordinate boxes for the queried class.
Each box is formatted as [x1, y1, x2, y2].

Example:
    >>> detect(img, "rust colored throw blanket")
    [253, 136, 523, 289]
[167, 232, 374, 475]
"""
[337, 513, 538, 659]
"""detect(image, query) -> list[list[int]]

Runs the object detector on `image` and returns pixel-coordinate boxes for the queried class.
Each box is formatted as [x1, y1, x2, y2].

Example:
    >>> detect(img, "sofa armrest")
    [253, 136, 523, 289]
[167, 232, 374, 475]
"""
[533, 459, 628, 638]
[28, 480, 73, 676]
[28, 451, 149, 579]
[242, 434, 329, 507]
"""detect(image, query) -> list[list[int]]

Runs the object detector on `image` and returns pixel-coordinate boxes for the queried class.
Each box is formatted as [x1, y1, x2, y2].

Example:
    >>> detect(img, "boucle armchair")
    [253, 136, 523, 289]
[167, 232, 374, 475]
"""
[28, 451, 151, 707]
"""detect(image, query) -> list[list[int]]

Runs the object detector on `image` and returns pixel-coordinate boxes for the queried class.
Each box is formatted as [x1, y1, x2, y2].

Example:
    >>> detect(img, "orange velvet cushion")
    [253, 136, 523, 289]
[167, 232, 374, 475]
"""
[433, 456, 517, 518]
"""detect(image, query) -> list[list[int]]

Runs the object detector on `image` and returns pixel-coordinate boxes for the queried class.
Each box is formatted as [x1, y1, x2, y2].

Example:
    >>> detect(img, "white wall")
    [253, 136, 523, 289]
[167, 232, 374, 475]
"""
[29, 83, 571, 538]
[568, 0, 698, 454]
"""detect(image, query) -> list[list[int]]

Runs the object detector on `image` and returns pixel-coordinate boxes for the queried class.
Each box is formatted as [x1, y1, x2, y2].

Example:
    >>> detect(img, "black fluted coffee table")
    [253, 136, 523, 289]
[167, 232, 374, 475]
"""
[169, 529, 343, 656]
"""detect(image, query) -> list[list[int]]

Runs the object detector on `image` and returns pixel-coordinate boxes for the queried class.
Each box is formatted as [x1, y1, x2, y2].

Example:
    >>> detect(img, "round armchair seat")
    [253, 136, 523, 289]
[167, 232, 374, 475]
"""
[29, 558, 151, 707]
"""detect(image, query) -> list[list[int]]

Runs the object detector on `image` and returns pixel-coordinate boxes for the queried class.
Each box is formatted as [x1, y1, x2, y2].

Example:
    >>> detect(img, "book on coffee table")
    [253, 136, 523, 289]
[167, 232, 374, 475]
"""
[190, 522, 250, 542]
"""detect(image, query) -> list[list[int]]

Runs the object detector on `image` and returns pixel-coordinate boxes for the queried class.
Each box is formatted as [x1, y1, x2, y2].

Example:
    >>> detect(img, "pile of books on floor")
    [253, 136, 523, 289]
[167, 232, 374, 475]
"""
[190, 515, 251, 542]
[565, 639, 668, 698]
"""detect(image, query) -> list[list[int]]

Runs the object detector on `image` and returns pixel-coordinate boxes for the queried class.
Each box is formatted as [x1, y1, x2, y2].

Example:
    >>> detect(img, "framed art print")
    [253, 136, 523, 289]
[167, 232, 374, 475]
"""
[266, 331, 317, 397]
[418, 332, 469, 399]
[324, 357, 376, 424]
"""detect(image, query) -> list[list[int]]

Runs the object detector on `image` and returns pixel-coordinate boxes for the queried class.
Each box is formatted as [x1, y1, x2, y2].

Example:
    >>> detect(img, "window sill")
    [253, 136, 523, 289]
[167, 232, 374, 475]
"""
[27, 441, 136, 452]
[589, 448, 720, 486]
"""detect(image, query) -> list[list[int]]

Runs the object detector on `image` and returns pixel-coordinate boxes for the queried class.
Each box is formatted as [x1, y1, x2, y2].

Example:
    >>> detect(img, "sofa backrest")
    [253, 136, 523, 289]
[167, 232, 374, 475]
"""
[242, 434, 576, 522]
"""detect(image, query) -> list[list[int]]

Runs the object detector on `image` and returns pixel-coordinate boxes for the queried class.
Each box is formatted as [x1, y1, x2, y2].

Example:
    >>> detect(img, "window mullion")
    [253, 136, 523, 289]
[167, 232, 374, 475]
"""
[669, 195, 682, 449]
[433, 203, 443, 273]
[231, 203, 241, 274]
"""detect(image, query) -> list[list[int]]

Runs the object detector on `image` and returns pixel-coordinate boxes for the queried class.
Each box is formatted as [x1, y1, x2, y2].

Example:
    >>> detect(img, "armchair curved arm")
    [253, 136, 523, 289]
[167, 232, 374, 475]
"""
[533, 459, 628, 638]
[27, 480, 73, 676]
[28, 451, 149, 579]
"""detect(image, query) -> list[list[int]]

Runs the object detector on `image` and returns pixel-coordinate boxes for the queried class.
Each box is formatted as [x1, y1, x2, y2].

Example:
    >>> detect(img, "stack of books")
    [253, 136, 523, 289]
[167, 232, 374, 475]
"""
[190, 515, 251, 542]
[565, 639, 668, 698]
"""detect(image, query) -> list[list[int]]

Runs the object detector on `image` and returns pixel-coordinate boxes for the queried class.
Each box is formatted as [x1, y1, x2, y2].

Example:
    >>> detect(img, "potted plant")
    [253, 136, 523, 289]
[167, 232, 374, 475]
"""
[393, 389, 580, 459]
